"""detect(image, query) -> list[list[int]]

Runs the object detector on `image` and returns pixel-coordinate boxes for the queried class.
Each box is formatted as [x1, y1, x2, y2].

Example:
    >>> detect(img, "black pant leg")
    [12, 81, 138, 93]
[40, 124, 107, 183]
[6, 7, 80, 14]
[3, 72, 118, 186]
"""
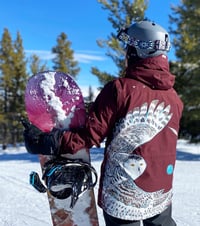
[103, 211, 141, 226]
[143, 205, 176, 226]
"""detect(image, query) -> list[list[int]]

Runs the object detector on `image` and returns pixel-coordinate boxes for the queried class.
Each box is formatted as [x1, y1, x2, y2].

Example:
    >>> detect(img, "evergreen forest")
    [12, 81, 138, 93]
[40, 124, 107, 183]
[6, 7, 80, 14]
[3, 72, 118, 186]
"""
[0, 0, 199, 146]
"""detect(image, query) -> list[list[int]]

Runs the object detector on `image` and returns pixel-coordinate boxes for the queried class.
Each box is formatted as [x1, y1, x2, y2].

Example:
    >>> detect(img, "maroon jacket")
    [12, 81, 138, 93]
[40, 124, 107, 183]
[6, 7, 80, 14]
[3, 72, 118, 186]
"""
[60, 54, 183, 220]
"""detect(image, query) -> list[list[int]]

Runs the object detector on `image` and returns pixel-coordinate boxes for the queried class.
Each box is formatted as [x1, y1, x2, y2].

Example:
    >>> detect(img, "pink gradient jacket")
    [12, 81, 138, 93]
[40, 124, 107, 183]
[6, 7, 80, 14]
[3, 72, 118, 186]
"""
[60, 54, 183, 220]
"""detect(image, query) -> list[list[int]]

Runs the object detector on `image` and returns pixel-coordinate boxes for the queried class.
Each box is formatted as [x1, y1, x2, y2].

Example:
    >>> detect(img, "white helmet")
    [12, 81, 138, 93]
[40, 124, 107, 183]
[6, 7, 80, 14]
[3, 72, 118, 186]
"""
[117, 20, 170, 58]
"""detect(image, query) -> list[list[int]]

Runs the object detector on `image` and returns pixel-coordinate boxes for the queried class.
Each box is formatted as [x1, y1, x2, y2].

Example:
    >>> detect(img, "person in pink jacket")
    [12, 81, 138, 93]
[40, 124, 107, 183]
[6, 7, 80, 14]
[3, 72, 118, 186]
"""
[23, 20, 183, 226]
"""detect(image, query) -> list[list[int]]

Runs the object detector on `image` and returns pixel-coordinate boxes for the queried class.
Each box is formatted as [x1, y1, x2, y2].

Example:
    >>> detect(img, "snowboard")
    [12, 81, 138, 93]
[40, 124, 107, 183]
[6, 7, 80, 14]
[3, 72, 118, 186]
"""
[24, 71, 99, 226]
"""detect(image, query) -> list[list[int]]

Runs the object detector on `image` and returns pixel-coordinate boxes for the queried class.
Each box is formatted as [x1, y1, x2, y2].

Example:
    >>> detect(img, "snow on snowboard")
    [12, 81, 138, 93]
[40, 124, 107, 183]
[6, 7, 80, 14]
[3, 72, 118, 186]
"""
[24, 71, 99, 226]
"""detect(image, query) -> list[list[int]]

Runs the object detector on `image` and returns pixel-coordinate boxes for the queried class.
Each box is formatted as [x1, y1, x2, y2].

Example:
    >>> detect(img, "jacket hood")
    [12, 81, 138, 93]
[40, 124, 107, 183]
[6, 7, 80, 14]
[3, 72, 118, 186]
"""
[125, 54, 175, 90]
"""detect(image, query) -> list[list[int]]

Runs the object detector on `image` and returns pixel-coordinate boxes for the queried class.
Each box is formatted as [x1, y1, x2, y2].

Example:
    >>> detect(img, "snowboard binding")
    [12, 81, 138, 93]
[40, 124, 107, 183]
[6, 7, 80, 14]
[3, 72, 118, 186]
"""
[30, 157, 98, 208]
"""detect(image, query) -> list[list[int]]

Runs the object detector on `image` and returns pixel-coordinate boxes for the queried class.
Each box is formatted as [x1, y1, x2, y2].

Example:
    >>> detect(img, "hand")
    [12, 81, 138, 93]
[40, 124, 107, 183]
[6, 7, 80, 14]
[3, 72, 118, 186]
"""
[21, 119, 43, 147]
[21, 118, 63, 156]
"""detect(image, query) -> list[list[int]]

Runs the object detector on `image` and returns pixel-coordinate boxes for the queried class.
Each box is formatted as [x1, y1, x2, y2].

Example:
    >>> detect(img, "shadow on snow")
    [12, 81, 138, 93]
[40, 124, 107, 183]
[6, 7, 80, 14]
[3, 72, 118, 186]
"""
[90, 148, 104, 162]
[1, 147, 199, 162]
[0, 148, 104, 163]
[0, 152, 39, 162]
[176, 149, 200, 161]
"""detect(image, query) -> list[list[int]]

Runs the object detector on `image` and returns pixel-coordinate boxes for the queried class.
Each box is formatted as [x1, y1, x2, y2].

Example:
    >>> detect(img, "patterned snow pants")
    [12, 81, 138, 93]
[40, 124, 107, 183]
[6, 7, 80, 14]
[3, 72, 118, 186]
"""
[103, 205, 177, 226]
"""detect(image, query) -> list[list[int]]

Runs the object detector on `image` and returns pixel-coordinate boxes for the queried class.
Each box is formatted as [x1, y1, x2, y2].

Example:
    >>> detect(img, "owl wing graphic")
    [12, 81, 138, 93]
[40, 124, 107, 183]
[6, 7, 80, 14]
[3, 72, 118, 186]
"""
[111, 99, 173, 152]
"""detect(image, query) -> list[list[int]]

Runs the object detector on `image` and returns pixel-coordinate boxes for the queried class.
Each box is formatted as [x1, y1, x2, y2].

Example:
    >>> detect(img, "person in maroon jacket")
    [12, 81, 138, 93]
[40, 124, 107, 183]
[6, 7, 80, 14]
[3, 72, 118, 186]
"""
[23, 20, 183, 226]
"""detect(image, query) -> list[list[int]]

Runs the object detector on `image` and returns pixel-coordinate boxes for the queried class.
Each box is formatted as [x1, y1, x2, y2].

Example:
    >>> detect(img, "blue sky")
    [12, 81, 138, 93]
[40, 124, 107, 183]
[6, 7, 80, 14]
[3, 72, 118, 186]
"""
[0, 0, 180, 95]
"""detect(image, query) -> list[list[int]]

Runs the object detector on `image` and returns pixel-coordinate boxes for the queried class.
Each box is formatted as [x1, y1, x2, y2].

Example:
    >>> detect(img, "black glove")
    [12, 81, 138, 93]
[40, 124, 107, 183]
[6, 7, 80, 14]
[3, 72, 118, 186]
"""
[21, 118, 63, 156]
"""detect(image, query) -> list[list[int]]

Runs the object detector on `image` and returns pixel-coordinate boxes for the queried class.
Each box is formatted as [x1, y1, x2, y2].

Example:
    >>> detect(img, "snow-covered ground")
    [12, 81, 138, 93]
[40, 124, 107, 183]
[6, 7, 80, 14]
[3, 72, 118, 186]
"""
[0, 139, 199, 226]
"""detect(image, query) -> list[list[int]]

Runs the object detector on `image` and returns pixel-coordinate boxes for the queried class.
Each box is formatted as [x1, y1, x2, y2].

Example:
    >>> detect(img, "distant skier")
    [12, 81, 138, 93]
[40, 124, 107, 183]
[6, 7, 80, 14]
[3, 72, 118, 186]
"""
[23, 20, 183, 226]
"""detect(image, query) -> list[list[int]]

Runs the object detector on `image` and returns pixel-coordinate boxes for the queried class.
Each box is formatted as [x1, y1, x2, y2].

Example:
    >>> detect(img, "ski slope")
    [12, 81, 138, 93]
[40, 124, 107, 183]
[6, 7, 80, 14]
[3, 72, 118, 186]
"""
[0, 140, 199, 226]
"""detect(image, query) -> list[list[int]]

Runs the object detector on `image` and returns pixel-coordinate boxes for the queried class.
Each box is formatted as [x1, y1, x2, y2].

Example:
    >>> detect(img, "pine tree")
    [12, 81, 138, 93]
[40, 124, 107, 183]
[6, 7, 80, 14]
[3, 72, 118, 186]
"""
[0, 28, 13, 113]
[29, 54, 48, 75]
[88, 86, 94, 102]
[170, 0, 200, 64]
[52, 32, 80, 78]
[169, 0, 200, 141]
[11, 32, 28, 112]
[84, 86, 95, 114]
[0, 29, 28, 145]
[91, 0, 148, 85]
[0, 28, 13, 146]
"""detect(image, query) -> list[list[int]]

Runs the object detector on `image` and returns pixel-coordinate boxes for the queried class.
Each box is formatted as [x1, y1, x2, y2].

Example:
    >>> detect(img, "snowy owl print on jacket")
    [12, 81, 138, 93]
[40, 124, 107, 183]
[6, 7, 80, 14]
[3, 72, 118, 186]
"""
[101, 99, 173, 220]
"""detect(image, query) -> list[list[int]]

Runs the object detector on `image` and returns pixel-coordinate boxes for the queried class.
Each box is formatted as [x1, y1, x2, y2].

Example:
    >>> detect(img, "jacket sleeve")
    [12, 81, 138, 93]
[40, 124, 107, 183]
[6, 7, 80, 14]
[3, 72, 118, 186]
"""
[60, 81, 120, 154]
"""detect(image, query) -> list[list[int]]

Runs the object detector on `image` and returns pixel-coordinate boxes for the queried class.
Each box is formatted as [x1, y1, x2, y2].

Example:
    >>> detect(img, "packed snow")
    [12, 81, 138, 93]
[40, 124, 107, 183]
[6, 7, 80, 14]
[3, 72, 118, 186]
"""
[0, 139, 199, 226]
